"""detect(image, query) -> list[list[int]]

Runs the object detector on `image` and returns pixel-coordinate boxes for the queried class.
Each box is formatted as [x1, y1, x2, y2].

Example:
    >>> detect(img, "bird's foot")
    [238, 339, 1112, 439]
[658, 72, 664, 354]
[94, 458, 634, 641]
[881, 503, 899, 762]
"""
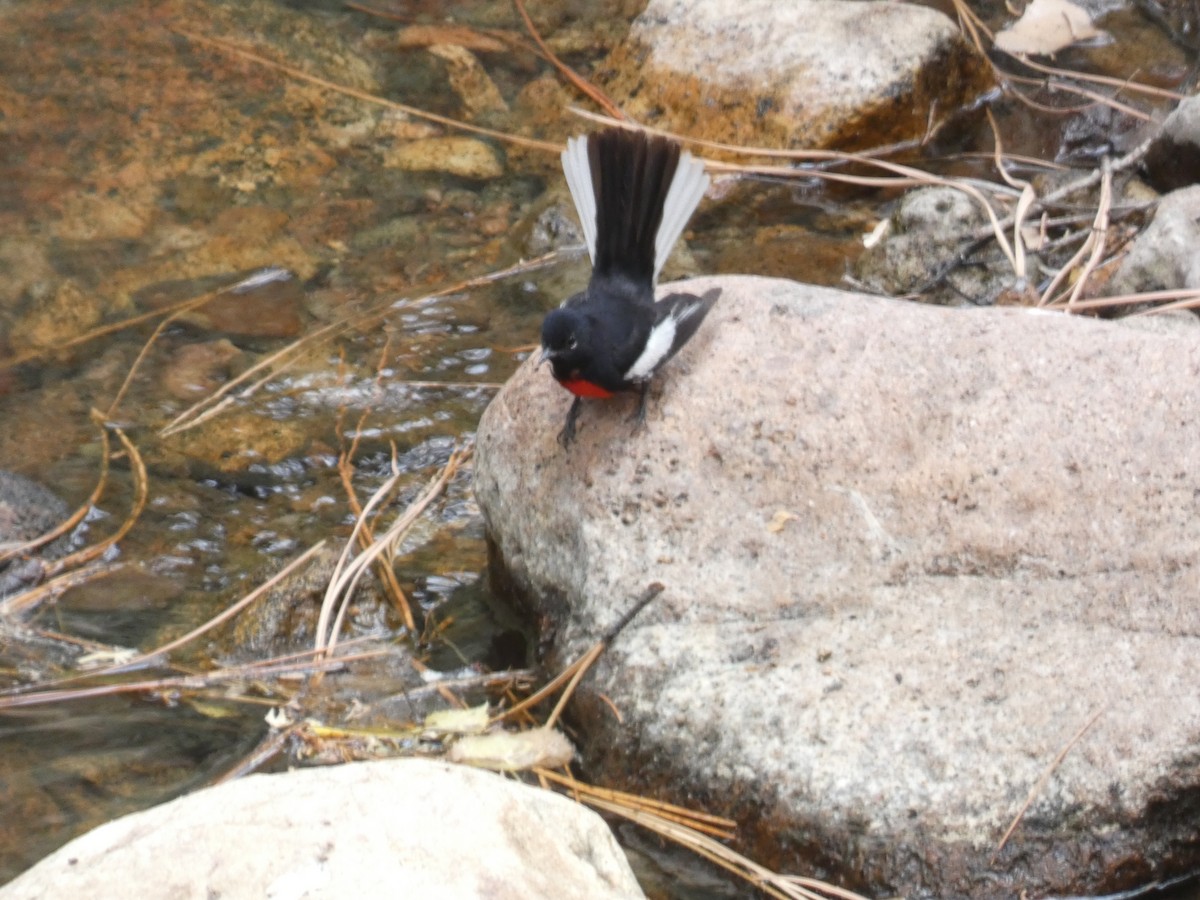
[558, 397, 582, 449]
[627, 382, 650, 434]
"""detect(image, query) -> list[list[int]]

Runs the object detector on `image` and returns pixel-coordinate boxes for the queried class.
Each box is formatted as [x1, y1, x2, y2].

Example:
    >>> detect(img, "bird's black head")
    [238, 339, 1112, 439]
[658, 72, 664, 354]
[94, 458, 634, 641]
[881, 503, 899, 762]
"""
[540, 308, 590, 376]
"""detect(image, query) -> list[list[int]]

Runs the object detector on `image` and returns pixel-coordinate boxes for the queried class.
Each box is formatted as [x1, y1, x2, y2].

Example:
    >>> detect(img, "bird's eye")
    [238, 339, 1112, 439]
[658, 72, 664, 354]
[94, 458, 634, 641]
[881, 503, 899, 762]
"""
[567, 337, 577, 350]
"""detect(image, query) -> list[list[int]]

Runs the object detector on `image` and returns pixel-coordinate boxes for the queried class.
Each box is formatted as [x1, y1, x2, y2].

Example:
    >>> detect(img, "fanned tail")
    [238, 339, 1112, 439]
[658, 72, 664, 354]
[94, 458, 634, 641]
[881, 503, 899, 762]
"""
[560, 128, 709, 288]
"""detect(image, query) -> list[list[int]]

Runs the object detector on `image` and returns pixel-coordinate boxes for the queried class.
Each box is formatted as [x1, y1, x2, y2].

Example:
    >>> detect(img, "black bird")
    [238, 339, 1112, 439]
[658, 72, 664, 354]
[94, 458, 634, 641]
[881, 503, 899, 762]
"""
[539, 127, 720, 448]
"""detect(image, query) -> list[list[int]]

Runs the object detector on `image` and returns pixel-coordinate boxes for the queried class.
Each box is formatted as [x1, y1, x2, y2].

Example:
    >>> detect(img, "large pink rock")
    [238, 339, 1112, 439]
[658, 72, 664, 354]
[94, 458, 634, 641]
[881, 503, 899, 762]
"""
[474, 275, 1200, 898]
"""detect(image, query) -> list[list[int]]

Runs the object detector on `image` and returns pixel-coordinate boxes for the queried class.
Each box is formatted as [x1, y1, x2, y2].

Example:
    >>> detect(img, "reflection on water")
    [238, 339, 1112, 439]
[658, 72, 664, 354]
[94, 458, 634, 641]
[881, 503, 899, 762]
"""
[0, 698, 267, 877]
[0, 0, 1192, 891]
[0, 0, 559, 877]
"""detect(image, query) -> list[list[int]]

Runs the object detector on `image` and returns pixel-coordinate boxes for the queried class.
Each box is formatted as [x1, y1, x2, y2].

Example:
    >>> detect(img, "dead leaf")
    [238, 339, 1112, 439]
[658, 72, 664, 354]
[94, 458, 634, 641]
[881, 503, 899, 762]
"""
[767, 510, 797, 533]
[447, 727, 575, 771]
[424, 703, 489, 735]
[994, 0, 1109, 56]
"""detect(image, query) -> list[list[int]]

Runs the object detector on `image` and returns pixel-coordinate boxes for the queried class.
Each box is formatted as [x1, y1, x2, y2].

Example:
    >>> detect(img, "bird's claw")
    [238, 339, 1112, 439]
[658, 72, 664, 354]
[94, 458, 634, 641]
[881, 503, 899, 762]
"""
[627, 382, 650, 433]
[558, 397, 582, 450]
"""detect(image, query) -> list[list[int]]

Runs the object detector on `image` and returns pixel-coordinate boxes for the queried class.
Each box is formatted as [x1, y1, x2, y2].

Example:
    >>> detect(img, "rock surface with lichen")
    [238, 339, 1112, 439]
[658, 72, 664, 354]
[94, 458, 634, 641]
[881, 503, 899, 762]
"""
[598, 0, 994, 151]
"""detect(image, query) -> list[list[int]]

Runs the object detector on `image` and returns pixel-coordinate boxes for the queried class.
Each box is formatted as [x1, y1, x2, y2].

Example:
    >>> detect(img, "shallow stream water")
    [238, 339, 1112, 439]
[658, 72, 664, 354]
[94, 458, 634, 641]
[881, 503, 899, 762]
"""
[0, 0, 1193, 892]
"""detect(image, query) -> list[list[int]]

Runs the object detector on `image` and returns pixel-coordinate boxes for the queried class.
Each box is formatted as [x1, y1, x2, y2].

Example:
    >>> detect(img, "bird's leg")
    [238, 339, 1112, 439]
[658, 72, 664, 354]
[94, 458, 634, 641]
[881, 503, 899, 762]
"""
[629, 381, 650, 432]
[558, 396, 583, 448]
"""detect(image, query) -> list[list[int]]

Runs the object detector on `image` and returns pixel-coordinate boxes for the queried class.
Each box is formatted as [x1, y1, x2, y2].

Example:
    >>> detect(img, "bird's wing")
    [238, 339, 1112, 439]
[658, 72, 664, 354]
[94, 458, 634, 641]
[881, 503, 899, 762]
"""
[622, 287, 720, 381]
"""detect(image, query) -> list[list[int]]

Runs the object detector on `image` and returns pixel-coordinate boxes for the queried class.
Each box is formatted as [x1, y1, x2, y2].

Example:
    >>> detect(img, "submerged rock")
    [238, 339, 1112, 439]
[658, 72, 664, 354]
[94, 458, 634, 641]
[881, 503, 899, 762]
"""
[0, 471, 72, 600]
[383, 137, 504, 180]
[474, 275, 1200, 899]
[0, 759, 644, 900]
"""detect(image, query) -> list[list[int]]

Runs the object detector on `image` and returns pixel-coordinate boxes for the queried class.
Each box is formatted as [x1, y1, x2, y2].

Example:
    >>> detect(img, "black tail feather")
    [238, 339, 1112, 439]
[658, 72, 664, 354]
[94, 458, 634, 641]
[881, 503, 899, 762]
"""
[588, 129, 681, 286]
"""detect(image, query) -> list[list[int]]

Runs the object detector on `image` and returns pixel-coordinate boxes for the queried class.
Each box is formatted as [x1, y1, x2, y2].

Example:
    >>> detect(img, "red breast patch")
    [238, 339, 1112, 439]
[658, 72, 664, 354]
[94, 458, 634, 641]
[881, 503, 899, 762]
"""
[558, 378, 615, 399]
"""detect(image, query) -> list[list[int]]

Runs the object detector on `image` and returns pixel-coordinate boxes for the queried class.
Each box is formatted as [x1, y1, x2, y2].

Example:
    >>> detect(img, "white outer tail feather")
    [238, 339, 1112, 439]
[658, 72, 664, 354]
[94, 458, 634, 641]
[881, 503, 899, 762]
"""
[561, 136, 598, 263]
[560, 133, 709, 285]
[654, 150, 708, 282]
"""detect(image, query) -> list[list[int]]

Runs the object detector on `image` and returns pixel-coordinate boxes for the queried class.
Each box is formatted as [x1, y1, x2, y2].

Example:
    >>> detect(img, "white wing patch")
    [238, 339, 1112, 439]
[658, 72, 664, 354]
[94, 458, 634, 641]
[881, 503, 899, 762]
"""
[561, 136, 598, 263]
[624, 318, 676, 381]
[623, 301, 704, 381]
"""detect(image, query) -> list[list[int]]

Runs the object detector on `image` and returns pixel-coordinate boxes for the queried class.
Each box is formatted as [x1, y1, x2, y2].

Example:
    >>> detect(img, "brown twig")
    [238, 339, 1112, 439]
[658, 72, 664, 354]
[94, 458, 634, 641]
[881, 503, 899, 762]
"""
[1000, 54, 1185, 102]
[0, 283, 234, 373]
[1043, 288, 1200, 313]
[1063, 157, 1114, 309]
[159, 251, 563, 439]
[0, 425, 110, 566]
[1038, 157, 1113, 306]
[210, 722, 303, 784]
[41, 416, 148, 578]
[992, 706, 1106, 860]
[495, 583, 664, 727]
[0, 644, 391, 710]
[334, 337, 418, 632]
[0, 561, 123, 618]
[1, 542, 328, 689]
[172, 28, 561, 153]
[511, 0, 625, 120]
[536, 767, 736, 837]
[315, 445, 470, 659]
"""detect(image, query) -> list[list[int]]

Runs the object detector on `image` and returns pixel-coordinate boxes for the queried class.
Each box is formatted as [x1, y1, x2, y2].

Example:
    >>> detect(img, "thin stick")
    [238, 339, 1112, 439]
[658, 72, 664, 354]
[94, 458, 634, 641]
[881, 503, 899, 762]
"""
[975, 136, 1152, 246]
[1006, 55, 1185, 101]
[316, 446, 468, 658]
[543, 583, 664, 728]
[0, 425, 110, 565]
[581, 794, 862, 900]
[0, 651, 383, 710]
[43, 418, 148, 577]
[1002, 71, 1153, 121]
[0, 284, 236, 372]
[159, 251, 562, 438]
[986, 107, 1034, 281]
[536, 767, 736, 833]
[158, 318, 350, 437]
[992, 706, 1106, 860]
[1063, 158, 1113, 309]
[0, 561, 123, 618]
[335, 338, 417, 632]
[172, 28, 561, 153]
[1, 542, 328, 689]
[1044, 288, 1200, 311]
[210, 723, 301, 784]
[511, 0, 625, 120]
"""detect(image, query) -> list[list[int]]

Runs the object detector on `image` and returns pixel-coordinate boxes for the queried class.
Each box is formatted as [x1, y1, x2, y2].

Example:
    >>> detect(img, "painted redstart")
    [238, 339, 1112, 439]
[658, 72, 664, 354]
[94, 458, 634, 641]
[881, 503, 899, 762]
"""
[539, 127, 720, 448]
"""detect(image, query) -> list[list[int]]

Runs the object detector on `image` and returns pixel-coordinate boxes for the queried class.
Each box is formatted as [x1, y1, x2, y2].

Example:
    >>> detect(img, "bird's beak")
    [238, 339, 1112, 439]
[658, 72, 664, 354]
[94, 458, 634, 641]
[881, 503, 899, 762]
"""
[537, 347, 552, 369]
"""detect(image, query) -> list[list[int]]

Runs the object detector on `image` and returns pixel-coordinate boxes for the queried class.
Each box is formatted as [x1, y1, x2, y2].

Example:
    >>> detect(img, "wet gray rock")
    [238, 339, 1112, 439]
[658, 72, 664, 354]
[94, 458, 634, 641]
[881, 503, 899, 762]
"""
[0, 759, 644, 900]
[855, 185, 1007, 304]
[1109, 184, 1200, 298]
[0, 471, 68, 548]
[474, 275, 1200, 899]
[1143, 95, 1200, 193]
[0, 470, 71, 599]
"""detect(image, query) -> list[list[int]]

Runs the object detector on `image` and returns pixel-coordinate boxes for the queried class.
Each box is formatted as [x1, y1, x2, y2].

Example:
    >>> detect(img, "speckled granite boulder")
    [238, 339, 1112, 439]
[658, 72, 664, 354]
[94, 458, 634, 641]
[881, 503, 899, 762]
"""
[475, 275, 1200, 899]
